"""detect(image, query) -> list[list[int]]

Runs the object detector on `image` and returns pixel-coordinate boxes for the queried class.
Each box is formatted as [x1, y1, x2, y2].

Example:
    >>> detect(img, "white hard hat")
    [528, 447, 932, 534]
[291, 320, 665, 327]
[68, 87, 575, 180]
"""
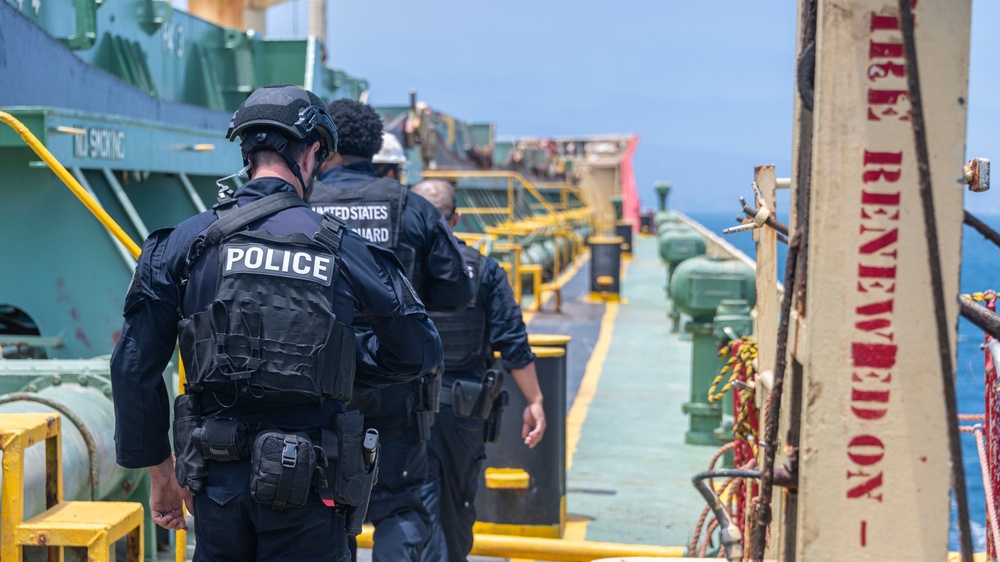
[373, 132, 407, 165]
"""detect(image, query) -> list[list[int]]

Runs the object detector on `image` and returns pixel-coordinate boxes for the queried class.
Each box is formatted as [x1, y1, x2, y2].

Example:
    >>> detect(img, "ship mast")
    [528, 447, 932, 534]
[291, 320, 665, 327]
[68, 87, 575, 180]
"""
[309, 0, 327, 61]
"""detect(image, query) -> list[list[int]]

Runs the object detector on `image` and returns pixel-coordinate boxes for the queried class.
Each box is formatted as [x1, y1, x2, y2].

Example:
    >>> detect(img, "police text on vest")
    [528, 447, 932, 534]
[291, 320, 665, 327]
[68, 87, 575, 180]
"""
[222, 244, 335, 286]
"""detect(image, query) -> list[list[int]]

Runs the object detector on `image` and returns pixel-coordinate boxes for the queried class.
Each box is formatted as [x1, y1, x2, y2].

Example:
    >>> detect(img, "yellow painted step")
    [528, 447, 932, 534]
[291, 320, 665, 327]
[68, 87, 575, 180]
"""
[17, 501, 143, 560]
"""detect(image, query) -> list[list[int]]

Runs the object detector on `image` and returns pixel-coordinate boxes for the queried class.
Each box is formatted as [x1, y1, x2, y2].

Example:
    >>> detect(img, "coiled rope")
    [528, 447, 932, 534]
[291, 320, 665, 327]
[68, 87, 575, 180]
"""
[709, 338, 760, 458]
[962, 290, 997, 303]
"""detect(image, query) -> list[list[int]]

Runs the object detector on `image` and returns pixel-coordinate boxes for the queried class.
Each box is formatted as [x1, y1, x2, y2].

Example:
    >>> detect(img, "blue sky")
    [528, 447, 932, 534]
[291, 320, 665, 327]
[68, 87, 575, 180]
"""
[265, 1, 1000, 214]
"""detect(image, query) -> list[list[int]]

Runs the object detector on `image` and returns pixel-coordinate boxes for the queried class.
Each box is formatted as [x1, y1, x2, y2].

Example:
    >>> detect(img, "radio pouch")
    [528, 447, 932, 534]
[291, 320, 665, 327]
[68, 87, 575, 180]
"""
[250, 431, 316, 510]
[173, 394, 206, 494]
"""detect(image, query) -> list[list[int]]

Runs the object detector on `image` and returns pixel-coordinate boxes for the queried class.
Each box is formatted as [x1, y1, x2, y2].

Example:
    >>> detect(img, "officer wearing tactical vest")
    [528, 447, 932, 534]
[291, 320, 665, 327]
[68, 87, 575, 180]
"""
[308, 99, 474, 561]
[110, 84, 442, 561]
[411, 179, 546, 562]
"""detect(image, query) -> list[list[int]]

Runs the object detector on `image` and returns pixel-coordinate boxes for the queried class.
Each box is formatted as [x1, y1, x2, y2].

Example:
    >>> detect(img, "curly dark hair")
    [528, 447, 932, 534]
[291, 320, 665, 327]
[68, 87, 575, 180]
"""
[326, 99, 384, 159]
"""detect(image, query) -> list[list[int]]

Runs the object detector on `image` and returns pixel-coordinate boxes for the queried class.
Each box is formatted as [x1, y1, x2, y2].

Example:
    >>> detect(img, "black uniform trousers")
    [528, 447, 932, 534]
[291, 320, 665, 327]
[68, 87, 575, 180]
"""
[347, 436, 430, 561]
[192, 460, 350, 562]
[419, 405, 488, 562]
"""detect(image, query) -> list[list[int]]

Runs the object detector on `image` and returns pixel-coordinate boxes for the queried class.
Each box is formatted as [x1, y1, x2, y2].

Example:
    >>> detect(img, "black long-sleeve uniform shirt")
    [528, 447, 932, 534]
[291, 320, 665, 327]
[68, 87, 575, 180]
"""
[310, 162, 474, 434]
[438, 240, 535, 386]
[110, 177, 442, 469]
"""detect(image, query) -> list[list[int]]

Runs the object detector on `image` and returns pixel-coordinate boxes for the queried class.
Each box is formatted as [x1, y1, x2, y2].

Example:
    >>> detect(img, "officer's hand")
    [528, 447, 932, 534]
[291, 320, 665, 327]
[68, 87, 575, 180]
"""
[147, 456, 191, 531]
[522, 401, 546, 448]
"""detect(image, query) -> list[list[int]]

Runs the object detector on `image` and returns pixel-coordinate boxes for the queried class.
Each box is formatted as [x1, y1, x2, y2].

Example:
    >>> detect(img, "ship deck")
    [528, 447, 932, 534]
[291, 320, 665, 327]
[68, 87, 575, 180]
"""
[364, 234, 712, 561]
[557, 235, 710, 550]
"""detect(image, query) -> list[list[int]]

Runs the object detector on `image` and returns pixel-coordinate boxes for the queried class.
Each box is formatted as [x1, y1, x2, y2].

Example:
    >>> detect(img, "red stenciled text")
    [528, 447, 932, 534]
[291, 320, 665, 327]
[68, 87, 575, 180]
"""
[846, 4, 914, 546]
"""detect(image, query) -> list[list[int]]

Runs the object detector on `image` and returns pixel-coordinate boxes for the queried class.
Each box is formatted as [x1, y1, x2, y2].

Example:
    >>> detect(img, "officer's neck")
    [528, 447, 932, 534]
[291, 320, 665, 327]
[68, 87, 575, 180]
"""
[321, 153, 369, 173]
[251, 164, 304, 197]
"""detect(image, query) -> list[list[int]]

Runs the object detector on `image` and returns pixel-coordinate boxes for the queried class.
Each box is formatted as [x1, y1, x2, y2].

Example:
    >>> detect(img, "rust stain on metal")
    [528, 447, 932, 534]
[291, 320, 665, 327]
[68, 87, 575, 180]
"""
[75, 328, 91, 348]
[827, 4, 855, 23]
[806, 378, 823, 407]
[32, 531, 49, 545]
[128, 531, 141, 558]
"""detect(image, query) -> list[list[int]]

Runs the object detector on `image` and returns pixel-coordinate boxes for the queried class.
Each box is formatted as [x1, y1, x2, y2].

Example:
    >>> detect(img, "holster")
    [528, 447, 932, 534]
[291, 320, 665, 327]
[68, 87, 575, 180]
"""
[173, 394, 207, 494]
[423, 373, 442, 414]
[315, 411, 372, 533]
[484, 390, 509, 443]
[407, 375, 440, 443]
[345, 429, 380, 536]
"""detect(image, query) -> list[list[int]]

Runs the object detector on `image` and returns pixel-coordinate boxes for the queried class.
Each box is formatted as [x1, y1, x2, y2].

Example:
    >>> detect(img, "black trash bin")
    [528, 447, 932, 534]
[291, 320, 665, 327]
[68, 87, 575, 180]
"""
[588, 235, 622, 300]
[474, 345, 567, 538]
[639, 213, 653, 234]
[527, 333, 571, 352]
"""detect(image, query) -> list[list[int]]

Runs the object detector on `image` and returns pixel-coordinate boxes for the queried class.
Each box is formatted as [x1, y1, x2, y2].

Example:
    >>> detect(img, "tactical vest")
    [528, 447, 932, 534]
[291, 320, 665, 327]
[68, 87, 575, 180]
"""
[178, 192, 355, 405]
[310, 178, 424, 294]
[428, 244, 486, 373]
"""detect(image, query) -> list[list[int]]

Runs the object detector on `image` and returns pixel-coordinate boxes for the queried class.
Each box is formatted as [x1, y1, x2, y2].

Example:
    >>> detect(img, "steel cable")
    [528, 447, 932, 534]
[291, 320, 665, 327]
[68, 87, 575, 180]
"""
[898, 1, 973, 558]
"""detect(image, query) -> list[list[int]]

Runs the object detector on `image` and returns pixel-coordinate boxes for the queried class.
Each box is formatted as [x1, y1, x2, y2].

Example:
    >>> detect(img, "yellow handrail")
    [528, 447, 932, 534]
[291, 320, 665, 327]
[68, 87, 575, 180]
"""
[0, 111, 141, 259]
[535, 181, 591, 212]
[421, 169, 560, 218]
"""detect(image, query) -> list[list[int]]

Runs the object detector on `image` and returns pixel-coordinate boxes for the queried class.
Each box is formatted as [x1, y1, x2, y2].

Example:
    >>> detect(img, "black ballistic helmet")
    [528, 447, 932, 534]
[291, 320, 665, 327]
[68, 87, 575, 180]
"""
[227, 85, 338, 194]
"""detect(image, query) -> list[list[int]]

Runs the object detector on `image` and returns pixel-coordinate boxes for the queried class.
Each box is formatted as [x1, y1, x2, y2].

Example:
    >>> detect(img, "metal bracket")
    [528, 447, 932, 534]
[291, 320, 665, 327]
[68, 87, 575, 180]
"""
[964, 157, 990, 192]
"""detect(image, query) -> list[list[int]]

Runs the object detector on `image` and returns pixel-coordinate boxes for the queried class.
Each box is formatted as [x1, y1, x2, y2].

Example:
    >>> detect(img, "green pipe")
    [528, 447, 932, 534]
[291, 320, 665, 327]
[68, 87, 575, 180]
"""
[0, 362, 141, 513]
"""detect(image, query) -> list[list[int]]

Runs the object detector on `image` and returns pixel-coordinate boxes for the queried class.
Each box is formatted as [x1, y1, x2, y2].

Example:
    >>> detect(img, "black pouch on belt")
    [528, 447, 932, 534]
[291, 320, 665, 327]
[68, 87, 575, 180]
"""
[192, 418, 253, 461]
[173, 394, 206, 494]
[452, 369, 504, 420]
[408, 406, 433, 443]
[450, 379, 483, 419]
[249, 431, 316, 510]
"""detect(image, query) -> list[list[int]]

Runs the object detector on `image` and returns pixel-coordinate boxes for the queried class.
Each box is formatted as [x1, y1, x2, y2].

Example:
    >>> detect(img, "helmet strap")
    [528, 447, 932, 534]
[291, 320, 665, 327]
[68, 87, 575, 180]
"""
[288, 160, 308, 197]
[241, 130, 312, 196]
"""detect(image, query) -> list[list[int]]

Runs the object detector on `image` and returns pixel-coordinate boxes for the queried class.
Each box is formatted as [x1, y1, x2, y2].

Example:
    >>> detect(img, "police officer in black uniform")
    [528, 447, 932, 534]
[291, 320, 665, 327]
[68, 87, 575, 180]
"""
[307, 99, 474, 561]
[110, 84, 442, 562]
[410, 179, 547, 562]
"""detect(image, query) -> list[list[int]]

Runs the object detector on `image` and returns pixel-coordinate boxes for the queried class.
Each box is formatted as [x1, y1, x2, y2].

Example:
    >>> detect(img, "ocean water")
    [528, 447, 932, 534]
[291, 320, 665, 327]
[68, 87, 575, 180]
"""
[686, 212, 1000, 552]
